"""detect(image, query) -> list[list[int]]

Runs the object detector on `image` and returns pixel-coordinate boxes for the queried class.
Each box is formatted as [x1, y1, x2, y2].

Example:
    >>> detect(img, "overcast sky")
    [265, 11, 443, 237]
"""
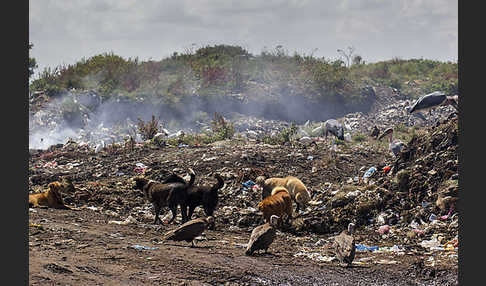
[29, 0, 457, 78]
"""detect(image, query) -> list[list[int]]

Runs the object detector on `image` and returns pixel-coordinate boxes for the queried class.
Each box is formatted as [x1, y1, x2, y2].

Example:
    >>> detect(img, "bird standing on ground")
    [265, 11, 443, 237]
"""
[408, 91, 459, 116]
[370, 125, 380, 139]
[334, 222, 356, 267]
[245, 215, 279, 256]
[378, 128, 405, 156]
[163, 216, 214, 247]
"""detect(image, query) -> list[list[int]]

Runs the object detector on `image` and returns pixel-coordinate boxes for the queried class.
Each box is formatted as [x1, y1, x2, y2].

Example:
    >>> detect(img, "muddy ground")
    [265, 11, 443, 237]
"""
[28, 121, 458, 285]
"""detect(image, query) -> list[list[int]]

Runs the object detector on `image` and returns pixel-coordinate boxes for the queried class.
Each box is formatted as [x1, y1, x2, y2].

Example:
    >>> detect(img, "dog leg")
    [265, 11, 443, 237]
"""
[167, 207, 177, 224]
[180, 204, 188, 223]
[153, 203, 162, 224]
[188, 206, 196, 220]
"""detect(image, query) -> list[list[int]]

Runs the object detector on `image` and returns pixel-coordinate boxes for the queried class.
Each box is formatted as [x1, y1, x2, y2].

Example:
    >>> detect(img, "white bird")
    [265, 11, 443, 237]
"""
[95, 140, 105, 153]
[378, 128, 405, 156]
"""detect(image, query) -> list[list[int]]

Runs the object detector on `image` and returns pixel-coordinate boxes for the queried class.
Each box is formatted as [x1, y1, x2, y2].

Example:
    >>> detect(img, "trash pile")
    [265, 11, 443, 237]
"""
[294, 87, 458, 141]
[232, 116, 292, 140]
[28, 85, 458, 278]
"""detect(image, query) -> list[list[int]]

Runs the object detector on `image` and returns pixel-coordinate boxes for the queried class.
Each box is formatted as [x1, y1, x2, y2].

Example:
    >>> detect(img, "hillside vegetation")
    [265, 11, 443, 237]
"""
[30, 44, 457, 121]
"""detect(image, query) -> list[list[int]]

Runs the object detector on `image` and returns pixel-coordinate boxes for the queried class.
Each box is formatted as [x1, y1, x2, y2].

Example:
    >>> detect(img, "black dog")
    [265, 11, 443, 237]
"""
[132, 169, 195, 224]
[185, 173, 224, 220]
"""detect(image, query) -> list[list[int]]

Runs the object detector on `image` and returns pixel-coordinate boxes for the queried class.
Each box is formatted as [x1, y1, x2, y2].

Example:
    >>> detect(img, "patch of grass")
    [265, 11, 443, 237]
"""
[334, 139, 346, 146]
[352, 133, 367, 142]
[210, 112, 235, 140]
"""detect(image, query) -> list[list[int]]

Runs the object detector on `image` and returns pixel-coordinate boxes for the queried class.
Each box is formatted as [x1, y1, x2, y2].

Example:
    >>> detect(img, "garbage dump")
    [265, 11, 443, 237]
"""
[28, 86, 458, 285]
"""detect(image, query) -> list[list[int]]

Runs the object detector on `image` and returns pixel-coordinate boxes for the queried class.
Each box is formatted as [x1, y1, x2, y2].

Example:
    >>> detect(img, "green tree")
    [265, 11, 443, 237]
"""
[29, 43, 38, 78]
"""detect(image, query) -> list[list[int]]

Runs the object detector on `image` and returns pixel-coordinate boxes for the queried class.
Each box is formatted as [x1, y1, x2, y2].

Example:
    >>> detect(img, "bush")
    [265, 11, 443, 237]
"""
[137, 115, 160, 140]
[262, 123, 297, 145]
[28, 45, 457, 117]
[210, 112, 235, 140]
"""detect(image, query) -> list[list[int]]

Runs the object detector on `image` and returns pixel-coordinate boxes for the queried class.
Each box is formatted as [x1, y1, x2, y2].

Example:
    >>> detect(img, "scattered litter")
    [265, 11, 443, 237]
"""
[108, 215, 137, 225]
[241, 180, 256, 189]
[134, 163, 147, 174]
[413, 229, 425, 236]
[419, 237, 441, 249]
[29, 223, 44, 229]
[355, 244, 379, 252]
[299, 136, 313, 144]
[131, 245, 158, 250]
[203, 156, 217, 162]
[382, 165, 391, 174]
[378, 225, 391, 235]
[375, 259, 398, 265]
[362, 167, 377, 181]
[294, 251, 335, 262]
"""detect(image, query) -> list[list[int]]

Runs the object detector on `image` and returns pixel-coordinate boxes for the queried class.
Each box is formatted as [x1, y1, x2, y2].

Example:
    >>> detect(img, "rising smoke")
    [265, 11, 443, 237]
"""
[29, 77, 376, 150]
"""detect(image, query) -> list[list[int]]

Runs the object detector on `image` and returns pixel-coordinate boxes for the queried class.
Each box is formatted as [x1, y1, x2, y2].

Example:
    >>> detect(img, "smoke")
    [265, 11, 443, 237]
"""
[29, 72, 376, 150]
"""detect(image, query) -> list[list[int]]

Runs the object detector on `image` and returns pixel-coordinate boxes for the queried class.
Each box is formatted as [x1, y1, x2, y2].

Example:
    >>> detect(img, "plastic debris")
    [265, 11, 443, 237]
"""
[294, 251, 335, 262]
[241, 180, 256, 189]
[378, 225, 391, 235]
[382, 165, 391, 174]
[355, 244, 379, 252]
[134, 163, 147, 174]
[412, 229, 425, 236]
[108, 215, 137, 225]
[362, 167, 377, 179]
[344, 133, 352, 142]
[419, 237, 441, 249]
[299, 136, 313, 144]
[130, 245, 158, 250]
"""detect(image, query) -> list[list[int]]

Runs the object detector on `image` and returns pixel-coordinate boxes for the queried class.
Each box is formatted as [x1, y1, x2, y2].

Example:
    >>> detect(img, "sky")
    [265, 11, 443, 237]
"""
[29, 0, 458, 78]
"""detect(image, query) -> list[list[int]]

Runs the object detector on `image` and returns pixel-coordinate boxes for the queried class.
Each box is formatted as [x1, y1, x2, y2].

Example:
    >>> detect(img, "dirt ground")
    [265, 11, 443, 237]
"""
[29, 208, 457, 286]
[28, 130, 458, 285]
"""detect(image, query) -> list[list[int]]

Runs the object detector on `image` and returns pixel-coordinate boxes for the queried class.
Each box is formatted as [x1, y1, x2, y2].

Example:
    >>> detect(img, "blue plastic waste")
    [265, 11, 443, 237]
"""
[131, 245, 158, 250]
[355, 244, 379, 251]
[362, 167, 377, 179]
[242, 180, 256, 188]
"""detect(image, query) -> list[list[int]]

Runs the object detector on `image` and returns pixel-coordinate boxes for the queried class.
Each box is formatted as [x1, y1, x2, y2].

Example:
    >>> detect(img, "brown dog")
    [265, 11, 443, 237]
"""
[257, 176, 311, 213]
[132, 169, 195, 225]
[29, 182, 71, 209]
[257, 186, 293, 225]
[284, 176, 312, 213]
[256, 176, 288, 201]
